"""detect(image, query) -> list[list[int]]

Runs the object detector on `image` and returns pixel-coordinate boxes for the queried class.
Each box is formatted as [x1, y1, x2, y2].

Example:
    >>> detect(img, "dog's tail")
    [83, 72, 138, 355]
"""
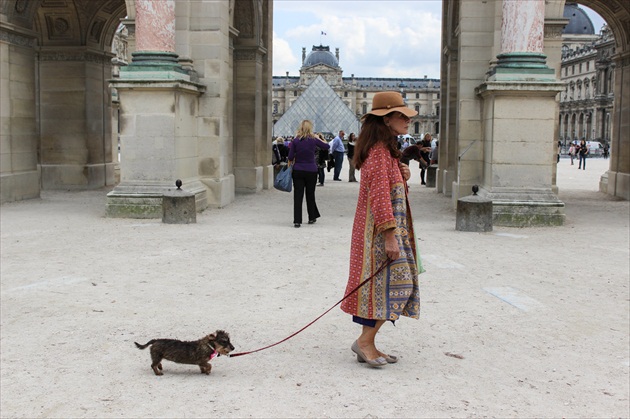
[134, 340, 157, 350]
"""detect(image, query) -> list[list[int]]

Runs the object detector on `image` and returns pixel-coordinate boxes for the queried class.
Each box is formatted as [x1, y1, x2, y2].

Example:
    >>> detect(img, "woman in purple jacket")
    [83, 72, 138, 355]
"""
[288, 120, 330, 228]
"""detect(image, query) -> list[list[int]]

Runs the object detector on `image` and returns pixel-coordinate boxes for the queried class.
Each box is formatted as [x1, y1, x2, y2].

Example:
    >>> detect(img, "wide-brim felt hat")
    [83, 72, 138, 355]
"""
[363, 91, 418, 118]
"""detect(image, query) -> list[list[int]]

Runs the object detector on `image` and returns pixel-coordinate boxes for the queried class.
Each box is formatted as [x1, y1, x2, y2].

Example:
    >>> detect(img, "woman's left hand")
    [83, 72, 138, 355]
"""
[398, 162, 411, 181]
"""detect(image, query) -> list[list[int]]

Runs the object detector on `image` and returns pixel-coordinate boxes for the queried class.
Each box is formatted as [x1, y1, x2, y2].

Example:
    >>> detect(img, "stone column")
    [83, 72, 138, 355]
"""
[107, 0, 207, 218]
[474, 0, 565, 226]
[602, 51, 630, 200]
[121, 0, 185, 78]
[490, 0, 555, 81]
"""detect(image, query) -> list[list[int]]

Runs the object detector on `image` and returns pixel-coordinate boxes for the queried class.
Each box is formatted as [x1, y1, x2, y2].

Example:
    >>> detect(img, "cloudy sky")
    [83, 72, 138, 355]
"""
[272, 1, 606, 78]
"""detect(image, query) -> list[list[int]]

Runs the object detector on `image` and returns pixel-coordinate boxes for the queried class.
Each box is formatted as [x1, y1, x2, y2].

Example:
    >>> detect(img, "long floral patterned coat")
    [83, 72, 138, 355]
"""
[340, 144, 420, 321]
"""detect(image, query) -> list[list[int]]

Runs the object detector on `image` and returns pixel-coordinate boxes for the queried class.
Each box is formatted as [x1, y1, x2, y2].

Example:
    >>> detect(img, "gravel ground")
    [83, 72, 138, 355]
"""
[1, 158, 628, 418]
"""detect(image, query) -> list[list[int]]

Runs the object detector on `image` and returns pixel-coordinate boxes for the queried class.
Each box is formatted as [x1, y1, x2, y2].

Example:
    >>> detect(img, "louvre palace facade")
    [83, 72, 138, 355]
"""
[559, 3, 615, 145]
[271, 45, 440, 139]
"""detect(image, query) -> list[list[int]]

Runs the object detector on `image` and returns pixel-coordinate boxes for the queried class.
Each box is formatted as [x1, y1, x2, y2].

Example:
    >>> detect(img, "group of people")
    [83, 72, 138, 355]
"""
[400, 133, 437, 185]
[567, 139, 590, 170]
[275, 91, 421, 368]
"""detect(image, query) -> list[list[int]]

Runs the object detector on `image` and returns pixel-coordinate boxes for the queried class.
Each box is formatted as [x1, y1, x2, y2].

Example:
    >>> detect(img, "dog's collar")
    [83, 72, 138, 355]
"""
[208, 342, 219, 360]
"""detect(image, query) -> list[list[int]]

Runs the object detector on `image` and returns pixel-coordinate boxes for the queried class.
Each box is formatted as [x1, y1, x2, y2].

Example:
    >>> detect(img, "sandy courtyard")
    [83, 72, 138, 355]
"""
[1, 158, 628, 418]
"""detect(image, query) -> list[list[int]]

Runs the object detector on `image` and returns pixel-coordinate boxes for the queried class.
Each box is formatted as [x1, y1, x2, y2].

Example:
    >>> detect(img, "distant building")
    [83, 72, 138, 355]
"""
[559, 3, 615, 146]
[272, 45, 440, 139]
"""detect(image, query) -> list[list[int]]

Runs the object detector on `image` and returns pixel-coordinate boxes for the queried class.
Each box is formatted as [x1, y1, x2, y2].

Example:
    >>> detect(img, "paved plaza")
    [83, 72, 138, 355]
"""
[1, 158, 628, 418]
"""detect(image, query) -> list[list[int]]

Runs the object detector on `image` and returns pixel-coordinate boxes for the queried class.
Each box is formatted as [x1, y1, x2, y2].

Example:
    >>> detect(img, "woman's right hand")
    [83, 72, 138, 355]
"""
[384, 229, 400, 261]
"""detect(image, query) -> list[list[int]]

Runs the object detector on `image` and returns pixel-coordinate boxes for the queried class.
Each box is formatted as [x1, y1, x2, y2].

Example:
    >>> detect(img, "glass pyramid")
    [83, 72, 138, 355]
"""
[273, 75, 361, 138]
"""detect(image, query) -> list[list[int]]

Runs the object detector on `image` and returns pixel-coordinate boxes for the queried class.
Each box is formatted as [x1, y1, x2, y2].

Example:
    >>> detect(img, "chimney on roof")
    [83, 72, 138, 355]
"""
[335, 48, 339, 61]
[302, 48, 306, 64]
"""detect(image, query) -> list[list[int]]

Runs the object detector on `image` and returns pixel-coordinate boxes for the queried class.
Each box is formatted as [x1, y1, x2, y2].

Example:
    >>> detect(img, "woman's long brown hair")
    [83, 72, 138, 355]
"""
[353, 114, 401, 170]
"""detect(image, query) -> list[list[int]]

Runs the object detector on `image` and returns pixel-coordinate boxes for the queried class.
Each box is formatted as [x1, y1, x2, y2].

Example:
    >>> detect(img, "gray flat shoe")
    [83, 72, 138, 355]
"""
[356, 353, 398, 364]
[351, 341, 387, 367]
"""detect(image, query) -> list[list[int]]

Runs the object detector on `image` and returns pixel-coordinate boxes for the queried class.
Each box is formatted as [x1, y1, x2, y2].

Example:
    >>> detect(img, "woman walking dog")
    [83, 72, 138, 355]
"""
[340, 92, 421, 367]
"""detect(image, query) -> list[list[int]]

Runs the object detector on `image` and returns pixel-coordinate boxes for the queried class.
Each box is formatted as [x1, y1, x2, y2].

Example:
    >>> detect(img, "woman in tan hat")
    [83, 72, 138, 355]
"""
[340, 91, 421, 367]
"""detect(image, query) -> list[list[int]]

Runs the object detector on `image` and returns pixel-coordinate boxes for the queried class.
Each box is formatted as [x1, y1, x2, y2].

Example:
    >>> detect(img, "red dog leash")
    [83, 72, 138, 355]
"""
[229, 259, 392, 358]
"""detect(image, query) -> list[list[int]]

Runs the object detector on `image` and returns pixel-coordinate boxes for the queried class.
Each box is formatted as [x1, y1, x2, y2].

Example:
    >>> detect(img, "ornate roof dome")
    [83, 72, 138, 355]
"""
[303, 45, 339, 68]
[563, 2, 595, 35]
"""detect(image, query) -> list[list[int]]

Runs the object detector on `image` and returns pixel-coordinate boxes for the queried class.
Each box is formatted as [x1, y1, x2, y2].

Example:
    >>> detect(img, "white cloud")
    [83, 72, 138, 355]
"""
[272, 31, 299, 75]
[273, 1, 442, 78]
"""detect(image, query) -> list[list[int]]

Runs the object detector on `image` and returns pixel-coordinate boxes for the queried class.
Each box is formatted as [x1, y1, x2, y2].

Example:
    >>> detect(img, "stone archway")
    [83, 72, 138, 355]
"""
[1, 0, 128, 203]
[439, 0, 629, 227]
[232, 0, 273, 193]
[574, 0, 630, 199]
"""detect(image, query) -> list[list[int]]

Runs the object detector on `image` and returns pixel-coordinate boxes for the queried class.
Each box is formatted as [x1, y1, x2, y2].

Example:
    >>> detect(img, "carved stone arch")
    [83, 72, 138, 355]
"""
[2, 0, 41, 30]
[86, 1, 128, 49]
[577, 0, 630, 51]
[234, 0, 257, 42]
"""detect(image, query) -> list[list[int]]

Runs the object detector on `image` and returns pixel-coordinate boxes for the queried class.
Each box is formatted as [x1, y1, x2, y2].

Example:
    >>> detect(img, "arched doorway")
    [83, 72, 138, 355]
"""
[1, 0, 128, 202]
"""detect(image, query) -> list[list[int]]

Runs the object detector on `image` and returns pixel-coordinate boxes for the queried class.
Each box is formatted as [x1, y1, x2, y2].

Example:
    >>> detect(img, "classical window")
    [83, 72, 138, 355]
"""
[362, 103, 367, 114]
[344, 91, 348, 97]
[414, 122, 420, 134]
[584, 79, 590, 99]
[435, 105, 440, 116]
[416, 93, 420, 99]
[415, 104, 420, 113]
[273, 101, 278, 114]
[293, 91, 297, 97]
[363, 92, 367, 98]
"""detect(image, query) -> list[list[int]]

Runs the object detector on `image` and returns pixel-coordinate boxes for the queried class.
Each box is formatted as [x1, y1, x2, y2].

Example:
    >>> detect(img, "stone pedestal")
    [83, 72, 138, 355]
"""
[163, 190, 196, 224]
[475, 80, 565, 226]
[456, 195, 493, 232]
[106, 79, 207, 218]
[426, 165, 437, 187]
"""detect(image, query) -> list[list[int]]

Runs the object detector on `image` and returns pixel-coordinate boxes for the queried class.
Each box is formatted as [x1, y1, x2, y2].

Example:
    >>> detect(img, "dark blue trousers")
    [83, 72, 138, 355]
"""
[333, 151, 344, 180]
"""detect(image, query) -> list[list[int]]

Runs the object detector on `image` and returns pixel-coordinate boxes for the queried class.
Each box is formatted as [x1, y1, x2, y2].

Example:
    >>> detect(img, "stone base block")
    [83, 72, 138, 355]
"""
[426, 165, 437, 188]
[106, 193, 163, 218]
[106, 181, 207, 218]
[202, 174, 235, 208]
[0, 170, 40, 204]
[456, 195, 493, 232]
[234, 166, 263, 194]
[162, 192, 196, 224]
[481, 189, 565, 227]
[605, 170, 630, 200]
[41, 163, 116, 190]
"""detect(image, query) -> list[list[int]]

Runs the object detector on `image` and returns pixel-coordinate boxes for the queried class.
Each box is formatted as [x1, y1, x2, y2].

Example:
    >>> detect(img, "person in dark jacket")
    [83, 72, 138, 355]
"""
[347, 132, 357, 182]
[315, 133, 329, 186]
[288, 120, 330, 228]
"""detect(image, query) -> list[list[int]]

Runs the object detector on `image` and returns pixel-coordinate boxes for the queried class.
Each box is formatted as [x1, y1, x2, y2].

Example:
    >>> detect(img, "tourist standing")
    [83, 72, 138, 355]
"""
[347, 133, 357, 182]
[569, 143, 576, 165]
[578, 138, 589, 170]
[315, 133, 329, 186]
[419, 133, 432, 185]
[330, 130, 345, 181]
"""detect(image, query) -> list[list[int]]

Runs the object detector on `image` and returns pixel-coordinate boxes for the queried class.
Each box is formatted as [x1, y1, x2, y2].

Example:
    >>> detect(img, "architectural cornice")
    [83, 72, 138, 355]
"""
[37, 49, 114, 63]
[0, 24, 37, 47]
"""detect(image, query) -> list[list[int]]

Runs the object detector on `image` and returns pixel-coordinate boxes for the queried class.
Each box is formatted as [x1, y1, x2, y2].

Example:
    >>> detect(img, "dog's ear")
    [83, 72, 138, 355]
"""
[206, 333, 216, 340]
